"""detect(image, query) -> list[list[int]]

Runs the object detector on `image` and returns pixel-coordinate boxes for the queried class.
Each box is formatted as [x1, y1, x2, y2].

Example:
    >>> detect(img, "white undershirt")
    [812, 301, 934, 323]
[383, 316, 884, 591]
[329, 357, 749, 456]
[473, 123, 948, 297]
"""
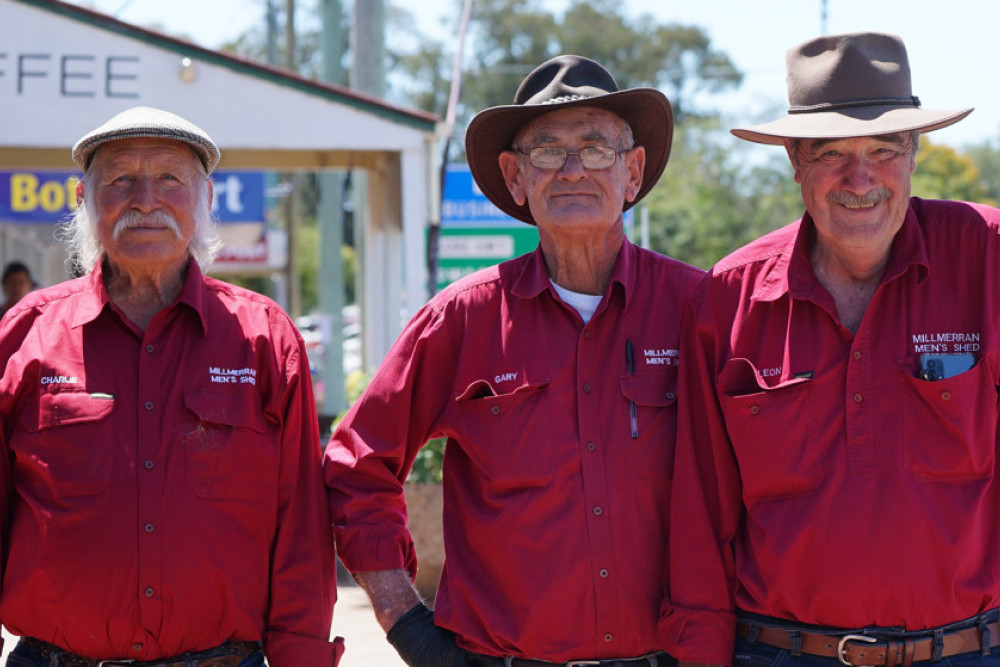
[551, 281, 603, 324]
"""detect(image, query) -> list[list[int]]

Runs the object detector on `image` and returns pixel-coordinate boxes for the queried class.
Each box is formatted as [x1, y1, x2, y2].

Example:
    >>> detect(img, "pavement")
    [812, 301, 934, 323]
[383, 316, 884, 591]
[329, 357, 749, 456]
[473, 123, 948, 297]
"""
[0, 583, 406, 666]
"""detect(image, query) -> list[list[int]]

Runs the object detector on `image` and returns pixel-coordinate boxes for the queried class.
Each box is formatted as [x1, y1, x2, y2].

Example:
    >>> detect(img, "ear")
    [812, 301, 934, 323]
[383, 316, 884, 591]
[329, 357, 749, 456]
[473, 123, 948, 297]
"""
[498, 151, 527, 206]
[783, 141, 805, 184]
[623, 146, 646, 202]
[205, 177, 214, 214]
[75, 179, 85, 207]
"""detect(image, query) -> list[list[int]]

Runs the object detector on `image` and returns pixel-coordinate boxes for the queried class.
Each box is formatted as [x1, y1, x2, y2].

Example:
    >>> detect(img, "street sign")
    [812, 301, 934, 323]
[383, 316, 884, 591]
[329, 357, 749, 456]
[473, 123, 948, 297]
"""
[435, 163, 537, 291]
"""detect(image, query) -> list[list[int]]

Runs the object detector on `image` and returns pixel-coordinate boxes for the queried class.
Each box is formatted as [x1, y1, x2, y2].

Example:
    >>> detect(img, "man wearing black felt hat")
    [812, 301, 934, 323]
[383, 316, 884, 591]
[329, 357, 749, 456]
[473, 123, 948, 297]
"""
[325, 55, 703, 666]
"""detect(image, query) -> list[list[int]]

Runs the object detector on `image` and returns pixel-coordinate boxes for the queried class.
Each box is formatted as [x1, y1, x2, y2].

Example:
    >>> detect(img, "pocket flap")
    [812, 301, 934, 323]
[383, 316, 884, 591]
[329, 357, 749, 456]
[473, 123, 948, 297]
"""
[22, 390, 115, 432]
[620, 372, 677, 407]
[183, 388, 267, 433]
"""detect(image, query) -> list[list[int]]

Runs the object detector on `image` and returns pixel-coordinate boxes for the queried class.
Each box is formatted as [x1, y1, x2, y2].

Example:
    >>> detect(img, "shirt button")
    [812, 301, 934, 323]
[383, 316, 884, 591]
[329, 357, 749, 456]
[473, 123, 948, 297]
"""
[583, 331, 591, 339]
[144, 401, 154, 410]
[583, 383, 592, 393]
[853, 393, 863, 403]
[853, 350, 862, 360]
[941, 391, 952, 401]
[144, 523, 154, 533]
[144, 460, 154, 470]
[604, 633, 613, 642]
[593, 506, 603, 516]
[133, 643, 143, 652]
[749, 405, 760, 415]
[599, 568, 609, 578]
[145, 587, 154, 597]
[586, 442, 596, 452]
[666, 392, 676, 400]
[490, 406, 500, 415]
[145, 344, 154, 353]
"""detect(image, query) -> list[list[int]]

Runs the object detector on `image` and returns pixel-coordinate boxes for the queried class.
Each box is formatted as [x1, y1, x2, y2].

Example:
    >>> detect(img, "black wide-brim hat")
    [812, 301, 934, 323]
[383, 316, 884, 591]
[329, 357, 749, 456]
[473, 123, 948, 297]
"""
[465, 55, 674, 225]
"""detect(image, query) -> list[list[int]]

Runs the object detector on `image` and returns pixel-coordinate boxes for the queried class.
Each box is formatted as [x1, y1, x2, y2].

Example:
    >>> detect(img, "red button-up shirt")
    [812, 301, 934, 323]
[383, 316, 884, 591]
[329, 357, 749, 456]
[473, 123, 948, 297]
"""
[325, 241, 703, 661]
[664, 199, 1000, 665]
[0, 260, 341, 666]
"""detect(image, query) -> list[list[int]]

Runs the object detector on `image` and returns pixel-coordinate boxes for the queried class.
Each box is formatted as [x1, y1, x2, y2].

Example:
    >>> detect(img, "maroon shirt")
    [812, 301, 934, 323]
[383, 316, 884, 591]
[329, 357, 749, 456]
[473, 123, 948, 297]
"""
[0, 260, 341, 666]
[664, 199, 1000, 664]
[326, 240, 704, 661]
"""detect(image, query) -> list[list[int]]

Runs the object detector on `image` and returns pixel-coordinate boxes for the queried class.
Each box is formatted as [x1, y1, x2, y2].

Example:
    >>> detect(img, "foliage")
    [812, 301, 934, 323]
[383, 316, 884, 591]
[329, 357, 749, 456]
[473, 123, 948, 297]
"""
[644, 117, 801, 269]
[912, 140, 989, 204]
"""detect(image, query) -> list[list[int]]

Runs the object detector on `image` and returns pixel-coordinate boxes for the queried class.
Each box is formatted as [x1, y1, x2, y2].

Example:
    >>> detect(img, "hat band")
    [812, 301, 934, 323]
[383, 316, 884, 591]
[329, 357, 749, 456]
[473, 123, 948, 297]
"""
[788, 95, 921, 114]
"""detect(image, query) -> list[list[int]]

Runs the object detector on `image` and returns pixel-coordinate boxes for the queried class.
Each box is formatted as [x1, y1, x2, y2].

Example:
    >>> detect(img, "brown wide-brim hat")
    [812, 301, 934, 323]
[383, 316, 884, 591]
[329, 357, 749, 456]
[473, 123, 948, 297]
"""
[465, 55, 673, 225]
[732, 32, 972, 145]
[72, 106, 221, 173]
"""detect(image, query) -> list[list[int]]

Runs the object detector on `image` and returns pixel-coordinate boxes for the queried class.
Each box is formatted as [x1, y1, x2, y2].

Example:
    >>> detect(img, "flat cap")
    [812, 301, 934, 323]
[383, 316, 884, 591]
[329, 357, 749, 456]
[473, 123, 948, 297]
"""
[72, 106, 221, 173]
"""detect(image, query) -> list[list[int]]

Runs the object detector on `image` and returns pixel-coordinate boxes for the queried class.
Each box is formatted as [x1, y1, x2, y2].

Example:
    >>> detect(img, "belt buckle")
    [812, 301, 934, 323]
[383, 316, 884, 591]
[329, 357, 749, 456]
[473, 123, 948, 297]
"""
[838, 634, 878, 667]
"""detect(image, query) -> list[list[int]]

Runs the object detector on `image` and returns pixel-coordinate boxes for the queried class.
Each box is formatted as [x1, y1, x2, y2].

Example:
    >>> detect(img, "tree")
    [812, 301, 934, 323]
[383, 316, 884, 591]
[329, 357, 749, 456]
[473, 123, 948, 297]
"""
[912, 140, 990, 204]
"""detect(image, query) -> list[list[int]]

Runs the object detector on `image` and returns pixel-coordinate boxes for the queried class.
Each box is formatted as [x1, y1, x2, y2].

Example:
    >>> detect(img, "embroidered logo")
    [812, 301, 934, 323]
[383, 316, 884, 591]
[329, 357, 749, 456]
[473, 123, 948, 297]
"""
[911, 331, 981, 354]
[40, 374, 79, 385]
[208, 366, 257, 385]
[642, 348, 679, 366]
[493, 372, 518, 384]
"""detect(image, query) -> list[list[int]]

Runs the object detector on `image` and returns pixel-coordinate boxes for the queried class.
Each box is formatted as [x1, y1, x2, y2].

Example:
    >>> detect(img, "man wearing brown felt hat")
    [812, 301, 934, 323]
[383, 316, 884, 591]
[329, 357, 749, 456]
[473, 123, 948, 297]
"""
[663, 31, 1000, 667]
[325, 55, 703, 666]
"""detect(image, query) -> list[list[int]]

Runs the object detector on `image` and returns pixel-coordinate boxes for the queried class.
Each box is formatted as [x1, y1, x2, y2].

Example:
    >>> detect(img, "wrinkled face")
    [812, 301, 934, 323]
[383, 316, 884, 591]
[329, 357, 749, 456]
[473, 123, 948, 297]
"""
[2, 270, 32, 303]
[789, 133, 917, 255]
[80, 138, 211, 274]
[498, 106, 644, 236]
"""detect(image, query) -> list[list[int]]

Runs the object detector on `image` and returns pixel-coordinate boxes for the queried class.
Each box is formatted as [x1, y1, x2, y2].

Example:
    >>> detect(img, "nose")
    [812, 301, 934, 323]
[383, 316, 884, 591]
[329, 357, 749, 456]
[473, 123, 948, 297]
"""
[557, 152, 588, 180]
[839, 155, 878, 192]
[130, 178, 160, 212]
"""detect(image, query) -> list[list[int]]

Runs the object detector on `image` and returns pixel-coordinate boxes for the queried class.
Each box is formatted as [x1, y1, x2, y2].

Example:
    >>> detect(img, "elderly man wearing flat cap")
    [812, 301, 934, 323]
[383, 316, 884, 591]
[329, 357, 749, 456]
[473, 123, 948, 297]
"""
[325, 55, 703, 666]
[663, 31, 1000, 667]
[0, 107, 343, 666]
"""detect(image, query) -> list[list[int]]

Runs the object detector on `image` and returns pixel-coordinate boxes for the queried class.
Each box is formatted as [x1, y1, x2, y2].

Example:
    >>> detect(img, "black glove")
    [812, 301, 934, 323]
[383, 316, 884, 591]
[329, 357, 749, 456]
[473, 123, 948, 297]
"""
[386, 603, 470, 667]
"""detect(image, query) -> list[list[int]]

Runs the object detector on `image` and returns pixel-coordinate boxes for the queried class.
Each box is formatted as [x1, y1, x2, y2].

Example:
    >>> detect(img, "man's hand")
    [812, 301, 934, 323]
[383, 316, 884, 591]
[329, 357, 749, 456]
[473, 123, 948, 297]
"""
[386, 603, 470, 667]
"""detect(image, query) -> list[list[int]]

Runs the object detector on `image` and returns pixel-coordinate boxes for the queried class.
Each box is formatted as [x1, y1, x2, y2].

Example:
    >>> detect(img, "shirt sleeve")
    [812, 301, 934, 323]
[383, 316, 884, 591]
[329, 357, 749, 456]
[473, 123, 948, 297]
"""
[660, 287, 741, 665]
[263, 319, 342, 667]
[324, 303, 455, 578]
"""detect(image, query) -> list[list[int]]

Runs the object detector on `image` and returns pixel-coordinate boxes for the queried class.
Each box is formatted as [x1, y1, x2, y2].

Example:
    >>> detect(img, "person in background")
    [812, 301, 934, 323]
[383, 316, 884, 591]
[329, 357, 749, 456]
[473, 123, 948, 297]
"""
[663, 31, 1000, 667]
[0, 106, 343, 667]
[325, 55, 704, 666]
[0, 261, 35, 317]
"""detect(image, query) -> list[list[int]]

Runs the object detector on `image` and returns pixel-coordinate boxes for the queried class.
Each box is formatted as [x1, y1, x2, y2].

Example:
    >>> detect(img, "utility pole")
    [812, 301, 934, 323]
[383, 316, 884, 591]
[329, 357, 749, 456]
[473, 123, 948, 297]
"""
[317, 0, 347, 415]
[820, 0, 828, 34]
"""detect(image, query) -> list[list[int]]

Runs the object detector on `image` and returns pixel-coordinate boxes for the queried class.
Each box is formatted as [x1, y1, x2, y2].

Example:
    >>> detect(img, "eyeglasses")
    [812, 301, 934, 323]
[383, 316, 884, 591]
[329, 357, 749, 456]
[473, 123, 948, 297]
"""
[517, 145, 629, 170]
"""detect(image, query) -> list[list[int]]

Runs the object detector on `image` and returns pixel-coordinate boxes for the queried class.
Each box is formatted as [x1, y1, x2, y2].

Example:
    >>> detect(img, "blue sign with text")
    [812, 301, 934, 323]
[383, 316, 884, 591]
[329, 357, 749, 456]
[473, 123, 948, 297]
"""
[0, 170, 266, 224]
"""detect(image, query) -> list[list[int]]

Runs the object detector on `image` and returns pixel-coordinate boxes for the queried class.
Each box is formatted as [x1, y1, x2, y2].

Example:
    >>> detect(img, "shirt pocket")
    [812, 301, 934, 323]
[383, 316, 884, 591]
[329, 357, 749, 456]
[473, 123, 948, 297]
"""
[18, 389, 116, 498]
[621, 368, 677, 479]
[897, 358, 998, 482]
[181, 387, 272, 500]
[452, 377, 554, 484]
[718, 357, 823, 503]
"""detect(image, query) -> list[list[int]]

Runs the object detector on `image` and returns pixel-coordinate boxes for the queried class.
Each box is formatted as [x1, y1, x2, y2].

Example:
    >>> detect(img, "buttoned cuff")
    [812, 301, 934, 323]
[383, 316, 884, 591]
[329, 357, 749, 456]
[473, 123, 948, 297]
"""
[659, 605, 736, 666]
[335, 525, 418, 579]
[263, 631, 344, 667]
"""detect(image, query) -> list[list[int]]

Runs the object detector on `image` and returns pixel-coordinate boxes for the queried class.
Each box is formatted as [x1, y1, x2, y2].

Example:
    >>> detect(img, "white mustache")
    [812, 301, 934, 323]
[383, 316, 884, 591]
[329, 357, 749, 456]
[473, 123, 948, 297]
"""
[827, 187, 891, 209]
[112, 210, 182, 241]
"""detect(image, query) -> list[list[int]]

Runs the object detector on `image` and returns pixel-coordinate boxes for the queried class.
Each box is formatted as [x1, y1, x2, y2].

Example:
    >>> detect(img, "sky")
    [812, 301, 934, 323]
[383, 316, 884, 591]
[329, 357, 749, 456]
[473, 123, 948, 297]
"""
[62, 0, 1000, 149]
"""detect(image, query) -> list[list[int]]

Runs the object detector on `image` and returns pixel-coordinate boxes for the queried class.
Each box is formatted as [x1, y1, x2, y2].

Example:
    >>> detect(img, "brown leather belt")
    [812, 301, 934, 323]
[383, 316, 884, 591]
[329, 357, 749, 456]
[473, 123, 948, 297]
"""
[18, 637, 261, 667]
[739, 621, 1000, 667]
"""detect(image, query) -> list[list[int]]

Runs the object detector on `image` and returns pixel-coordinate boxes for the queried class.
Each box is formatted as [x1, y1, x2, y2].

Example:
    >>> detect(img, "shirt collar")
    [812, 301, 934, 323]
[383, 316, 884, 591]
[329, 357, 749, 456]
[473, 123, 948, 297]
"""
[71, 256, 208, 333]
[752, 201, 930, 303]
[511, 239, 636, 310]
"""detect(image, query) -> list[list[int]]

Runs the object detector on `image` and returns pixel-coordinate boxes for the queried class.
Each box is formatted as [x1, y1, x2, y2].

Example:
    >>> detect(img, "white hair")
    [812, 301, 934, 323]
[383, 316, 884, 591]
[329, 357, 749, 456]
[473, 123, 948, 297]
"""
[59, 174, 223, 275]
